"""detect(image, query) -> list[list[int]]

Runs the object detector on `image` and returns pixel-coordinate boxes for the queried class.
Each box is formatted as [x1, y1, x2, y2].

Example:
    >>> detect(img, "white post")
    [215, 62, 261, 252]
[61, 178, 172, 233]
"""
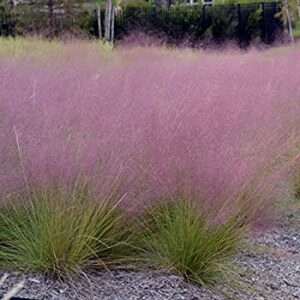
[105, 0, 113, 41]
[111, 7, 115, 42]
[284, 0, 294, 45]
[97, 4, 102, 39]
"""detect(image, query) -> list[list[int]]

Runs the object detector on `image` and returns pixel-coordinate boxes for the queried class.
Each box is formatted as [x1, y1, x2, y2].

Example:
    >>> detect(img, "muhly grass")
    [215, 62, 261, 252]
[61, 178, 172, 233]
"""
[134, 198, 246, 287]
[0, 38, 300, 284]
[0, 182, 132, 276]
[0, 36, 108, 54]
[291, 169, 300, 200]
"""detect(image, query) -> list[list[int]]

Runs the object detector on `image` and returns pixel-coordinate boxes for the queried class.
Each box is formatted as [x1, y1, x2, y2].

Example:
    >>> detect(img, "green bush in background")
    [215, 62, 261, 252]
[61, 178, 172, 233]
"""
[0, 0, 284, 43]
[115, 3, 279, 45]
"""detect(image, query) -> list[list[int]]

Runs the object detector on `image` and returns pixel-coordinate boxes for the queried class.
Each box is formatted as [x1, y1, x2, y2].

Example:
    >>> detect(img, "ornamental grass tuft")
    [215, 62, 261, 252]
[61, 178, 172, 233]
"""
[135, 198, 246, 286]
[0, 183, 131, 276]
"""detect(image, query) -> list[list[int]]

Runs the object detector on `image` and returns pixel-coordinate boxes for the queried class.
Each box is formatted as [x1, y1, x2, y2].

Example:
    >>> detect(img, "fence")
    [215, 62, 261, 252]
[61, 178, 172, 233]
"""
[0, 2, 283, 45]
[114, 2, 283, 45]
[0, 4, 96, 37]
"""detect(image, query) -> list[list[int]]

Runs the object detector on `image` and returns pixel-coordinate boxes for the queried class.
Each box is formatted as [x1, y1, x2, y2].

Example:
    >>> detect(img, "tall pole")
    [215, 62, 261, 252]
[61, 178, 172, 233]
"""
[47, 0, 54, 37]
[97, 3, 102, 39]
[95, 0, 102, 39]
[284, 0, 294, 45]
[111, 6, 115, 42]
[105, 0, 113, 42]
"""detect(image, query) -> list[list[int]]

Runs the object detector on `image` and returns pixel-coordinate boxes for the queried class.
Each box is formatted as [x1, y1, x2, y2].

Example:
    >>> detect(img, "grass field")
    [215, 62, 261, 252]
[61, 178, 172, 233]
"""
[0, 38, 299, 289]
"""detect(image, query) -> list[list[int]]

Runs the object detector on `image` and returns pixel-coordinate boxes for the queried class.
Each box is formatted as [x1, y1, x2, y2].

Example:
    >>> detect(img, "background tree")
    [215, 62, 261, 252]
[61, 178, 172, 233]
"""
[14, 0, 91, 36]
[94, 0, 103, 39]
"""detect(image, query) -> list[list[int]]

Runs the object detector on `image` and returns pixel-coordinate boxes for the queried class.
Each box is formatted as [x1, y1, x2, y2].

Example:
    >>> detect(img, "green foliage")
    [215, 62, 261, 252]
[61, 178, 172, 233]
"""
[0, 1, 15, 36]
[123, 0, 153, 9]
[243, 6, 262, 40]
[0, 184, 131, 276]
[293, 19, 300, 37]
[206, 4, 263, 43]
[135, 198, 246, 286]
[203, 6, 238, 40]
[287, 0, 300, 24]
[114, 4, 277, 45]
[12, 5, 47, 36]
[0, 185, 248, 284]
[75, 9, 97, 36]
[1, 1, 281, 43]
[7, 1, 95, 37]
[292, 172, 300, 200]
[215, 0, 272, 4]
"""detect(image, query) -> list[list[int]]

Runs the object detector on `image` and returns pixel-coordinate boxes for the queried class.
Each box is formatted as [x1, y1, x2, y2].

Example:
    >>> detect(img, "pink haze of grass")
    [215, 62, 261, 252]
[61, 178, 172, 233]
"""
[0, 43, 300, 222]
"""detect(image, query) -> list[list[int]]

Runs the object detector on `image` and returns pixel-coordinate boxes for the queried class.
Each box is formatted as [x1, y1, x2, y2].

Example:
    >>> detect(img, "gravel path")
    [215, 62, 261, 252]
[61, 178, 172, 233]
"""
[0, 206, 299, 300]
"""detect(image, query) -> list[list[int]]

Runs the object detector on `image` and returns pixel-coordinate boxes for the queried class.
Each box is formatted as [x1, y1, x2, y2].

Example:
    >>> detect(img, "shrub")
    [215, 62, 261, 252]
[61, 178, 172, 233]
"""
[1, 2, 282, 44]
[0, 40, 300, 279]
[12, 5, 48, 36]
[135, 198, 246, 286]
[1, 40, 299, 215]
[0, 1, 15, 37]
[4, 2, 95, 38]
[291, 171, 300, 200]
[115, 4, 281, 45]
[0, 183, 131, 276]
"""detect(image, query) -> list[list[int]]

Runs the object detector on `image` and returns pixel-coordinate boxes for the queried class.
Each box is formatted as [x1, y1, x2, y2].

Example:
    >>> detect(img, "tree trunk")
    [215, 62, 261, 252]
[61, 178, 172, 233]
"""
[105, 0, 112, 42]
[47, 0, 54, 37]
[97, 4, 102, 39]
[111, 6, 115, 42]
[284, 0, 294, 44]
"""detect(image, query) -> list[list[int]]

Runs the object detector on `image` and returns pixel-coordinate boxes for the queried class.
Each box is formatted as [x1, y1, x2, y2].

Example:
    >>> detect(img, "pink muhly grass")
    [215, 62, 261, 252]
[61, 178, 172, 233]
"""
[0, 42, 300, 224]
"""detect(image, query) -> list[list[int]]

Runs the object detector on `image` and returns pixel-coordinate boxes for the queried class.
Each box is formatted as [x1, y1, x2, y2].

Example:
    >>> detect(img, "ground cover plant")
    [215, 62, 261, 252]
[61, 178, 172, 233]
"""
[0, 38, 300, 288]
[0, 183, 131, 275]
[135, 198, 246, 286]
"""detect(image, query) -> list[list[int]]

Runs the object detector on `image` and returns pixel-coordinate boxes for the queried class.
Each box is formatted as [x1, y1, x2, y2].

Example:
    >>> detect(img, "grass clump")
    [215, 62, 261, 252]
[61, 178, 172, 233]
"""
[293, 179, 300, 200]
[0, 184, 131, 276]
[136, 198, 246, 286]
[292, 173, 300, 200]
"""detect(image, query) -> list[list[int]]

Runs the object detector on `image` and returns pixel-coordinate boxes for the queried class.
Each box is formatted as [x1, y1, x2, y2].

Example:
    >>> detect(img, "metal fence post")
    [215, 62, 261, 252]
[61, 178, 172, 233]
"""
[237, 3, 242, 43]
[202, 4, 206, 31]
[261, 2, 266, 42]
[284, 0, 295, 44]
[0, 2, 285, 44]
